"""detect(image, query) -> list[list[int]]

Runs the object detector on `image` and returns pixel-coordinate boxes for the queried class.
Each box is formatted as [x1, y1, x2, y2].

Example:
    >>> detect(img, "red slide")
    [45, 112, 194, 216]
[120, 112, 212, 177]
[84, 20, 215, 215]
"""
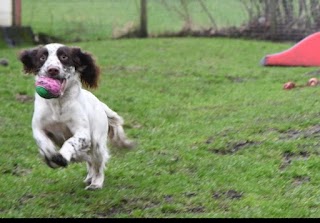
[261, 32, 320, 67]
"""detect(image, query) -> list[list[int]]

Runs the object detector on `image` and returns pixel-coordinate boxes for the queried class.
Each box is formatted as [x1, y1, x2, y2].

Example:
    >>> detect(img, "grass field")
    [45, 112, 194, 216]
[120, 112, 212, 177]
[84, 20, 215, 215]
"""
[1, 37, 320, 218]
[21, 0, 248, 42]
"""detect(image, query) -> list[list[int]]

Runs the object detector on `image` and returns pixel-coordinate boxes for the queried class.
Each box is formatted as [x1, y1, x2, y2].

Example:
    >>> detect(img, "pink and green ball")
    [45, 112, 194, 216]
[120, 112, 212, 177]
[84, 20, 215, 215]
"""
[35, 76, 62, 99]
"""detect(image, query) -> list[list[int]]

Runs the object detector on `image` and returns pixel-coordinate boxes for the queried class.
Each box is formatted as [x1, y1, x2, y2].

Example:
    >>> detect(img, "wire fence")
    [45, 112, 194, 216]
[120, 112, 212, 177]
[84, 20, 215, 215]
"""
[20, 0, 320, 43]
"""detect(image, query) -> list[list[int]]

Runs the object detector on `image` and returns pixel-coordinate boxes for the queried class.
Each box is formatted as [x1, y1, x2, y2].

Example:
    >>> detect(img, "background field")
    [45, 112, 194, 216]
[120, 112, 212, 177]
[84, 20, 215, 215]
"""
[1, 0, 320, 219]
[21, 0, 248, 42]
[1, 37, 320, 218]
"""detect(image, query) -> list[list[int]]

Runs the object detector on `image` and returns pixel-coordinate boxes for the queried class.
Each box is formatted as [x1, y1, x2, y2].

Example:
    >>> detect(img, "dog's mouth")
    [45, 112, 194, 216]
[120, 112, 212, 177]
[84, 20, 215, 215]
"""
[59, 78, 67, 96]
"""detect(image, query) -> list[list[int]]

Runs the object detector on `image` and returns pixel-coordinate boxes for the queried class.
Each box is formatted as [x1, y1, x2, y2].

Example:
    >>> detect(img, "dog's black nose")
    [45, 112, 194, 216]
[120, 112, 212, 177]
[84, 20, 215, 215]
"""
[47, 67, 60, 76]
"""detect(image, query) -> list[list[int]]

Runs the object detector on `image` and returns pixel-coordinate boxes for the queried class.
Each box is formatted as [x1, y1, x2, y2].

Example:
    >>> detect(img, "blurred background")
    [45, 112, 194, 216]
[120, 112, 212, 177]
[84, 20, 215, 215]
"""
[2, 0, 320, 46]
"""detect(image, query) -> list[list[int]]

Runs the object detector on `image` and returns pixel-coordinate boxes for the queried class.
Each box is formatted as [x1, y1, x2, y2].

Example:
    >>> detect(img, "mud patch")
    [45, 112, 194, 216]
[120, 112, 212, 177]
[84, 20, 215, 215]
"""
[279, 130, 301, 140]
[187, 206, 205, 213]
[292, 175, 310, 186]
[279, 125, 320, 140]
[205, 136, 215, 144]
[164, 195, 174, 203]
[212, 190, 243, 200]
[184, 192, 197, 198]
[95, 197, 160, 217]
[18, 194, 34, 206]
[2, 163, 32, 176]
[0, 58, 9, 66]
[15, 93, 33, 103]
[279, 151, 310, 170]
[209, 140, 258, 155]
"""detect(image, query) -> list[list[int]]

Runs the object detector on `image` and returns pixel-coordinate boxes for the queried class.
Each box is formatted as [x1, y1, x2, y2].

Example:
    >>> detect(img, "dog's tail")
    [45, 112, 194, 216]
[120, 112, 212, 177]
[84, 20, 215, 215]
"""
[102, 103, 135, 149]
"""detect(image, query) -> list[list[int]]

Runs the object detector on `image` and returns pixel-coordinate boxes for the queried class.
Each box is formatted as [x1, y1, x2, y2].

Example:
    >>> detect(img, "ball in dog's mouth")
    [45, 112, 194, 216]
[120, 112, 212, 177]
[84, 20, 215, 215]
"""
[35, 76, 66, 99]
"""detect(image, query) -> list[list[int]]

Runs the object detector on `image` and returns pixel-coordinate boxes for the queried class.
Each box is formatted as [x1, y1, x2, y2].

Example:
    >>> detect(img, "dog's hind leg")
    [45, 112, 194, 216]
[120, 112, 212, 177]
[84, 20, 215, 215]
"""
[85, 143, 110, 190]
[84, 161, 94, 185]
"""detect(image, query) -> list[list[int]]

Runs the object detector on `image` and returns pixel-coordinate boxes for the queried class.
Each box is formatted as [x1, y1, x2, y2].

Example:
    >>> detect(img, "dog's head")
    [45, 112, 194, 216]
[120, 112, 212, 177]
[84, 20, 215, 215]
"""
[19, 43, 100, 90]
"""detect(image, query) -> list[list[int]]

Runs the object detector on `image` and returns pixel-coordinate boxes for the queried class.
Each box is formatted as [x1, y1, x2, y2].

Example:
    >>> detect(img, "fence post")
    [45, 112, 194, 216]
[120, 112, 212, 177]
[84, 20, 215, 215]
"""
[12, 0, 21, 26]
[139, 0, 148, 37]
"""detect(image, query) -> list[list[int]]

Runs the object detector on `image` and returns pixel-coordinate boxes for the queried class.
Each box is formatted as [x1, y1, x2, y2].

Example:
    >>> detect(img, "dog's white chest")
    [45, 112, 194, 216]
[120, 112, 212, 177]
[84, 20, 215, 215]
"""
[44, 122, 73, 147]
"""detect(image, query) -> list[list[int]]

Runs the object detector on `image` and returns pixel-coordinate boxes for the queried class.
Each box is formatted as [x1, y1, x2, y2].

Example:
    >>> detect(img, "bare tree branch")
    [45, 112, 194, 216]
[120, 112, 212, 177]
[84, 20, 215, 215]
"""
[198, 0, 217, 29]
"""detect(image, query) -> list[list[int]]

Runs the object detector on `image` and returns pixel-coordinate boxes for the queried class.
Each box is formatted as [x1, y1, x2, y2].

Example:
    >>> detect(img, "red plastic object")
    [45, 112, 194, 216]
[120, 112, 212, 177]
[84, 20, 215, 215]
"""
[261, 32, 320, 67]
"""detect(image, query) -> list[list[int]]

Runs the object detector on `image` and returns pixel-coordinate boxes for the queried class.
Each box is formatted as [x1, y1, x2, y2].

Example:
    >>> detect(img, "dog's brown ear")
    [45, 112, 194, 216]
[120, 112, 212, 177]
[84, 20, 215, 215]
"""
[18, 48, 39, 74]
[72, 47, 100, 88]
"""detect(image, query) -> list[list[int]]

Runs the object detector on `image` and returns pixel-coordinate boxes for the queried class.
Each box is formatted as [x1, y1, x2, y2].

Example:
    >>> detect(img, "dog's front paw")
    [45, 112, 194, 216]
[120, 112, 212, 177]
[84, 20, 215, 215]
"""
[83, 177, 92, 186]
[51, 153, 68, 167]
[85, 184, 103, 190]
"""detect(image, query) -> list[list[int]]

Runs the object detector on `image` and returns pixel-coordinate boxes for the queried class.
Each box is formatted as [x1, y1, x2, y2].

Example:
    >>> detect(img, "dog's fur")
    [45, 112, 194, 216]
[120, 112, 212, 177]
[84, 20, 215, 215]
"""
[19, 43, 134, 190]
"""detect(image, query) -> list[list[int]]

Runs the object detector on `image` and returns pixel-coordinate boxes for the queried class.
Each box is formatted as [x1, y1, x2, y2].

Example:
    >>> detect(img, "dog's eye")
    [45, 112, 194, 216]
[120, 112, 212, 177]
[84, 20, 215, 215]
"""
[39, 55, 47, 61]
[60, 55, 68, 61]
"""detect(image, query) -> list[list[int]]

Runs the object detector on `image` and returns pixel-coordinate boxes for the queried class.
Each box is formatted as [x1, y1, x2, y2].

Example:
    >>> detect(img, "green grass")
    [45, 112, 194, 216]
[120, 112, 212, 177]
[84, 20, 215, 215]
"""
[1, 37, 320, 218]
[21, 0, 248, 42]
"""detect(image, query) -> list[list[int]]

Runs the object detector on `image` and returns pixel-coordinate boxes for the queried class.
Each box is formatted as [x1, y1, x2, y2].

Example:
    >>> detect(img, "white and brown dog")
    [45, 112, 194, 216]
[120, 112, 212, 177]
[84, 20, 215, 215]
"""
[19, 43, 134, 190]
